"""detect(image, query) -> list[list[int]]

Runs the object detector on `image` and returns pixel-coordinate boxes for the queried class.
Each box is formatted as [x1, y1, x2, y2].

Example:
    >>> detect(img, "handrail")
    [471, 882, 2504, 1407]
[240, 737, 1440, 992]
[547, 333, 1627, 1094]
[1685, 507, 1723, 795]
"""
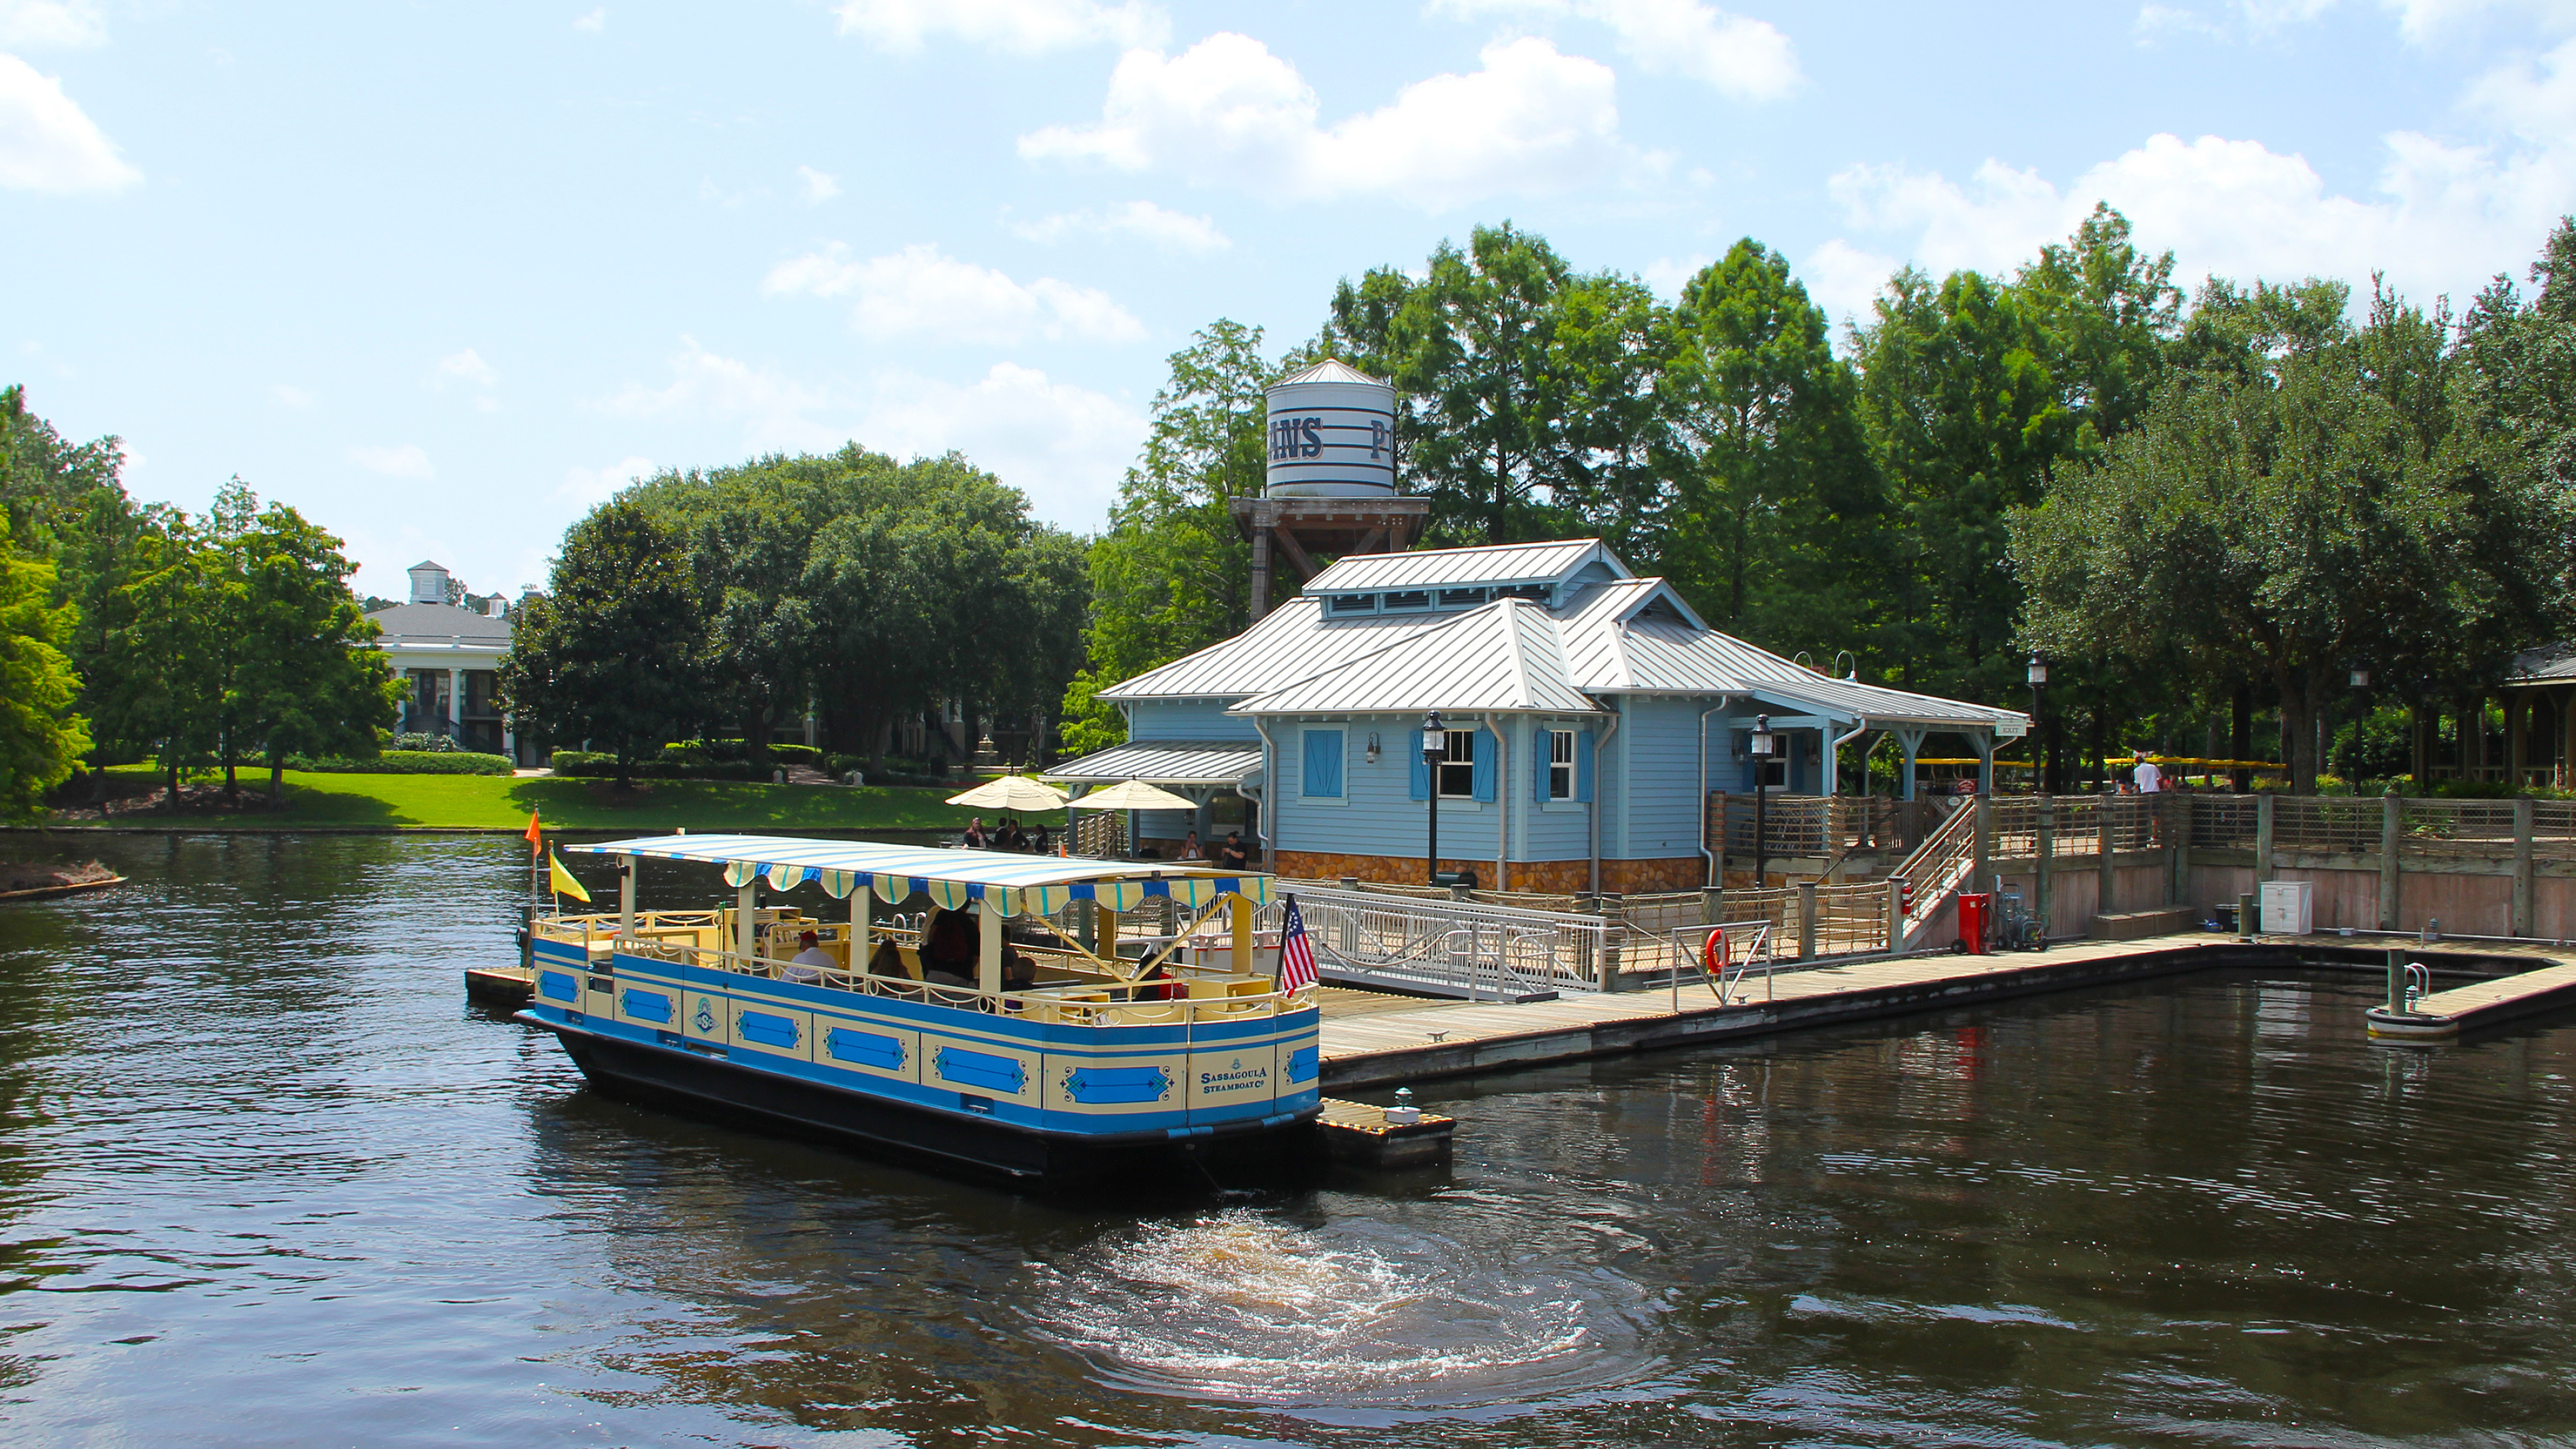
[602, 938, 1304, 1026]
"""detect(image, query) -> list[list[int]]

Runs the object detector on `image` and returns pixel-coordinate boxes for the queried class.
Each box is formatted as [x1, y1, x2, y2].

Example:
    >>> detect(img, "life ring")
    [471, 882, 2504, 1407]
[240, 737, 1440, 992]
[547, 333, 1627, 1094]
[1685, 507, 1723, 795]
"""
[1702, 928, 1729, 975]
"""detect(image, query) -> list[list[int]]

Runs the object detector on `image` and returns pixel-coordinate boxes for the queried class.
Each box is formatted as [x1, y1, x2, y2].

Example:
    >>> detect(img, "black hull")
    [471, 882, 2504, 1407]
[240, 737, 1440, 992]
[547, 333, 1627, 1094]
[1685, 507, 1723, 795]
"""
[526, 1016, 1317, 1187]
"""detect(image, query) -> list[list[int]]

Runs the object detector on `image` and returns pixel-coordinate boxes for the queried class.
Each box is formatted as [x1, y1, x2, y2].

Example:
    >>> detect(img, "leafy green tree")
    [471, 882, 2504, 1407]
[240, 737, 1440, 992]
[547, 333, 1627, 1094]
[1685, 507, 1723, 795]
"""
[498, 500, 704, 787]
[2012, 284, 2569, 792]
[1065, 321, 1283, 750]
[234, 500, 401, 798]
[104, 511, 219, 805]
[0, 513, 88, 820]
[1654, 239, 1886, 655]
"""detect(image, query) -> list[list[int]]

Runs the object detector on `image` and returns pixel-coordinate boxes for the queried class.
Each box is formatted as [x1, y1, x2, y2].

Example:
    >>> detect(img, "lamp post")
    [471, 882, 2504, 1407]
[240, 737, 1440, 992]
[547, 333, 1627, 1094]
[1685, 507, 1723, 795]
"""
[2027, 655, 2049, 795]
[1749, 714, 1774, 888]
[2346, 665, 2371, 786]
[1421, 710, 1444, 885]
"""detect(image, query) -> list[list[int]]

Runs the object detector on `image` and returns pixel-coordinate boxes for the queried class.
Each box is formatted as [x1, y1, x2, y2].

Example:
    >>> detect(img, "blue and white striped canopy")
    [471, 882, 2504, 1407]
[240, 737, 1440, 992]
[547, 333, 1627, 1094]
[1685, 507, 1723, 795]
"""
[568, 834, 1269, 916]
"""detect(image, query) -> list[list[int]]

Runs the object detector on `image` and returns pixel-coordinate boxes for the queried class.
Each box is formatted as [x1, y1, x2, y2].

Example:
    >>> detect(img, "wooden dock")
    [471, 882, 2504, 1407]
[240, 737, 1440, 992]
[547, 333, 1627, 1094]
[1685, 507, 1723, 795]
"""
[1318, 932, 2576, 1090]
[2380, 961, 2576, 1038]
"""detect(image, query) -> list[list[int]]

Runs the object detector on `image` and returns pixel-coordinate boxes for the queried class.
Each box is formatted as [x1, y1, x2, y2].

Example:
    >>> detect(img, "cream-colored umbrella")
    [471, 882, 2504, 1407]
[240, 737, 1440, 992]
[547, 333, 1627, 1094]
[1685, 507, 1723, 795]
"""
[1066, 778, 1199, 813]
[946, 774, 1069, 811]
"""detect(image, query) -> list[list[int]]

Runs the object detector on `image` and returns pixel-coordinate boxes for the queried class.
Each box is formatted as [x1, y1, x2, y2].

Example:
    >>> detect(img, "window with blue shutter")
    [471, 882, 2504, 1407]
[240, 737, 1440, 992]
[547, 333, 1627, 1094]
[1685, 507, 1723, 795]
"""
[1471, 729, 1495, 802]
[1410, 746, 1430, 800]
[1301, 729, 1343, 798]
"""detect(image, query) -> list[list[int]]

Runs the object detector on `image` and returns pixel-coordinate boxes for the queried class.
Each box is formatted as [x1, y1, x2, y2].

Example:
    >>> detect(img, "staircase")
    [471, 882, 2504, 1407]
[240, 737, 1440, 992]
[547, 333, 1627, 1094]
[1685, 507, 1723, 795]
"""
[1890, 800, 1980, 951]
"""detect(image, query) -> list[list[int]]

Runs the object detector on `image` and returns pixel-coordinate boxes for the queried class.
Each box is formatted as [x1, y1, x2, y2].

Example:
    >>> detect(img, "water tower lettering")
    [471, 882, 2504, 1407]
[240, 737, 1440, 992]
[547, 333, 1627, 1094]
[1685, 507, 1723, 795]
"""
[1269, 416, 1326, 460]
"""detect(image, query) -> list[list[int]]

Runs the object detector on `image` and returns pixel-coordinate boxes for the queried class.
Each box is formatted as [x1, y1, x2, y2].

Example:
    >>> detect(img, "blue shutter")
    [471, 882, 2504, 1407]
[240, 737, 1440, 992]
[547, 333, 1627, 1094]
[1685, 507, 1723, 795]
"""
[1534, 727, 1552, 803]
[1577, 729, 1595, 802]
[1409, 745, 1430, 800]
[1471, 729, 1495, 802]
[1301, 729, 1342, 798]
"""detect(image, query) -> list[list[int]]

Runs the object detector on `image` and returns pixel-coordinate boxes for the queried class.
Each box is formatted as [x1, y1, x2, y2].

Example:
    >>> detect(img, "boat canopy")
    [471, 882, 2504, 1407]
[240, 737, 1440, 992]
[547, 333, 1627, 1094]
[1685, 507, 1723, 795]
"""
[568, 835, 1271, 917]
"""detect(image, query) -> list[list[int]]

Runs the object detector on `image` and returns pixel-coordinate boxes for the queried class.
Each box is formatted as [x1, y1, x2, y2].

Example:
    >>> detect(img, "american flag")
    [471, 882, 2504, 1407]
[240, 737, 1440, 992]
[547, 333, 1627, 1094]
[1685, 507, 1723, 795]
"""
[1277, 895, 1319, 994]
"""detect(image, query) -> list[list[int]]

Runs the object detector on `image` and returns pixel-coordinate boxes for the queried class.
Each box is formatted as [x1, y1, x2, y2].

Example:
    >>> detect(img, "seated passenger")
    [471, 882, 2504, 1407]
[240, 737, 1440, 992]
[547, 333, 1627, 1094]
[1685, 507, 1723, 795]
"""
[785, 930, 835, 983]
[1002, 948, 1038, 992]
[920, 906, 980, 987]
[867, 938, 918, 980]
[1130, 962, 1185, 1002]
[1030, 823, 1052, 855]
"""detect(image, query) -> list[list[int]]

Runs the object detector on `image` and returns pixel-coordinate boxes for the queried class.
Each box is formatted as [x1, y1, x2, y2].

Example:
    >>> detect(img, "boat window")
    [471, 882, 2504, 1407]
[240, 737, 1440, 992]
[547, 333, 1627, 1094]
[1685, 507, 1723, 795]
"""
[1328, 593, 1377, 614]
[1383, 590, 1432, 610]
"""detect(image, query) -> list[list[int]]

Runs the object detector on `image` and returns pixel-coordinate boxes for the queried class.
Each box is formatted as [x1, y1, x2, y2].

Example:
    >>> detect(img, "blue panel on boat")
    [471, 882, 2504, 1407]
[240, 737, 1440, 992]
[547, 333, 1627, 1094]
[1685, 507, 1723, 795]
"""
[1286, 1045, 1319, 1083]
[538, 970, 580, 1002]
[1064, 1065, 1172, 1104]
[826, 1028, 906, 1071]
[737, 1010, 800, 1050]
[623, 988, 674, 1024]
[936, 1046, 1026, 1095]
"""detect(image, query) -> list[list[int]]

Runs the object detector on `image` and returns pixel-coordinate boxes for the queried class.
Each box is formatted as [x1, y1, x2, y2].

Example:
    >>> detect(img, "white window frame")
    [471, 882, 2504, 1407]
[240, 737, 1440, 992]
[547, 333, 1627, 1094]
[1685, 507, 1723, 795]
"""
[1548, 728, 1575, 800]
[1437, 728, 1477, 799]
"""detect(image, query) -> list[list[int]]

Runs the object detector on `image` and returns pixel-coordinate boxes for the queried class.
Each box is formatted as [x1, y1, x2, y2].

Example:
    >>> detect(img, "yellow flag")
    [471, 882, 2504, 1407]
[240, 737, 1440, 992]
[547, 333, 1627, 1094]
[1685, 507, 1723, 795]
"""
[548, 849, 592, 904]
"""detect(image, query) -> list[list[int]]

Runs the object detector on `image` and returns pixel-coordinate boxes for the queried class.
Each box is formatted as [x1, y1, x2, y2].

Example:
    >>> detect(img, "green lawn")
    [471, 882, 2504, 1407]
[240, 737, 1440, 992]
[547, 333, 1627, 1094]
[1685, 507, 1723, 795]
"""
[56, 769, 981, 833]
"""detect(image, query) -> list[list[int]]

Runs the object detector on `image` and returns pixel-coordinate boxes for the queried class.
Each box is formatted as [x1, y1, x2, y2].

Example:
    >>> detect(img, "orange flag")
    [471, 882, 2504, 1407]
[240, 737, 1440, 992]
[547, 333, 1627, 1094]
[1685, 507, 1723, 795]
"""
[523, 809, 543, 855]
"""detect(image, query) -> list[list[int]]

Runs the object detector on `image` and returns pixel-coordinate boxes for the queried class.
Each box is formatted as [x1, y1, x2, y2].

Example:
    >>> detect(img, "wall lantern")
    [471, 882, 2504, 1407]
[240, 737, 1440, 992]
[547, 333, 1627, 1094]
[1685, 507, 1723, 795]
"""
[1365, 731, 1381, 765]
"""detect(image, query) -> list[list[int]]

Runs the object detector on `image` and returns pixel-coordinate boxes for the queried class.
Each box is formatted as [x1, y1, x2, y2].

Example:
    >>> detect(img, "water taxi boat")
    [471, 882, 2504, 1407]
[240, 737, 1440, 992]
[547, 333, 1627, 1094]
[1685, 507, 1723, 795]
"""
[513, 835, 1320, 1181]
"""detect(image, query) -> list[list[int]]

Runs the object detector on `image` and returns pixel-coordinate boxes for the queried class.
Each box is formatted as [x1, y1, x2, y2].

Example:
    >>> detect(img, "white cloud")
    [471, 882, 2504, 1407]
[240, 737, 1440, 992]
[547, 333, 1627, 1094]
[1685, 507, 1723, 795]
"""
[348, 443, 435, 480]
[0, 1, 105, 46]
[1818, 100, 2576, 318]
[558, 455, 654, 506]
[833, 0, 1166, 53]
[2132, 0, 2576, 43]
[1012, 199, 1230, 252]
[0, 52, 137, 191]
[798, 164, 839, 203]
[1641, 253, 1712, 299]
[601, 339, 1143, 523]
[763, 241, 1145, 343]
[270, 383, 315, 409]
[1799, 238, 1901, 327]
[1430, 0, 1799, 102]
[435, 347, 499, 388]
[573, 7, 606, 31]
[1020, 34, 1650, 209]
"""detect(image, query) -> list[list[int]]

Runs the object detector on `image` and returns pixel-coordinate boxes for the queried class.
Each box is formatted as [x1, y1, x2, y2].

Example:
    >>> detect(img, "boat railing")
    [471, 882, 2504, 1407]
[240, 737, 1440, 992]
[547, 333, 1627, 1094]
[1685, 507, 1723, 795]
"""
[594, 936, 1300, 1028]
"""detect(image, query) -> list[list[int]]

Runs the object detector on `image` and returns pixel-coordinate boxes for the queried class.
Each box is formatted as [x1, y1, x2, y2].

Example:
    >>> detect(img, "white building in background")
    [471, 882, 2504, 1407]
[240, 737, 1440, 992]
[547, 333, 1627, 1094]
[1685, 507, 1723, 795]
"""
[365, 561, 525, 763]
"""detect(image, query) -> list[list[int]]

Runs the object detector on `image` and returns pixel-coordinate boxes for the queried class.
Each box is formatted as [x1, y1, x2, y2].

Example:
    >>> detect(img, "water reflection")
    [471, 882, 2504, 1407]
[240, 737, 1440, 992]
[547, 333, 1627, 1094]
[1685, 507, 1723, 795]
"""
[0, 833, 2569, 1446]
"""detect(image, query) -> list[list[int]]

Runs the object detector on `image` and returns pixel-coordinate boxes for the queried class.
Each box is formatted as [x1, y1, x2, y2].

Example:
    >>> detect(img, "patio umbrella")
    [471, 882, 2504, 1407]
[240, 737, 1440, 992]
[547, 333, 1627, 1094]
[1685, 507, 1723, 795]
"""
[1066, 778, 1199, 813]
[946, 775, 1069, 811]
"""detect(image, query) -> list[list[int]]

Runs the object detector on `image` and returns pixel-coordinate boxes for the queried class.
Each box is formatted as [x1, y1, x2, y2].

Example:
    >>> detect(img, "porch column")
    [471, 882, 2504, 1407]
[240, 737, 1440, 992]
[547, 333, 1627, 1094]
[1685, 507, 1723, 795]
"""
[1976, 732, 1995, 796]
[2509, 692, 2529, 790]
[449, 666, 466, 743]
[1819, 727, 1839, 796]
[2562, 687, 2576, 790]
[2465, 694, 2488, 781]
[1895, 729, 1926, 802]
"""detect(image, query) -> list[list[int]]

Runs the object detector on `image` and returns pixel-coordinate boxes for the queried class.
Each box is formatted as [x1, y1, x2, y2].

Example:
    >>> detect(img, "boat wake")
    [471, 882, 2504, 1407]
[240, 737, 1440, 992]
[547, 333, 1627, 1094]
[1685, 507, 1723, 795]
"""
[1020, 1207, 1657, 1409]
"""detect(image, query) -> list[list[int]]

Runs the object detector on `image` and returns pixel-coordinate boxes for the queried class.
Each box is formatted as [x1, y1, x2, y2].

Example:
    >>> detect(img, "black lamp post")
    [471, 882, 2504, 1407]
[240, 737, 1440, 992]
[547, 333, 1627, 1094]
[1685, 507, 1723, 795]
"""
[1421, 710, 1444, 885]
[2346, 665, 2371, 786]
[1749, 714, 1774, 888]
[2027, 655, 2049, 795]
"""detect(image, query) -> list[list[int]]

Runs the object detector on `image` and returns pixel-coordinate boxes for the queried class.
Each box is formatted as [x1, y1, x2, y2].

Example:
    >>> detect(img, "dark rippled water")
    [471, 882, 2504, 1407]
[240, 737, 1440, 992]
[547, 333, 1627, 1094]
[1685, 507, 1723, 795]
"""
[3, 833, 2573, 1446]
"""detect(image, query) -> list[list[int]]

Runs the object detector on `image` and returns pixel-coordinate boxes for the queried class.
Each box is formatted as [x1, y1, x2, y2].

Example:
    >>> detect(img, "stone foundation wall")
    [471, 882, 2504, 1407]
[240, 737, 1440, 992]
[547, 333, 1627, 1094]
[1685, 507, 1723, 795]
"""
[1271, 851, 1704, 895]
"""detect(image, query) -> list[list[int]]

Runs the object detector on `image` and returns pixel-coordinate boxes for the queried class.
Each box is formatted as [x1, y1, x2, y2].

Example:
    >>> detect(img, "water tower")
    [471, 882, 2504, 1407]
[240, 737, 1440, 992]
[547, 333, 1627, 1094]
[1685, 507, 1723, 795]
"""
[1230, 360, 1429, 620]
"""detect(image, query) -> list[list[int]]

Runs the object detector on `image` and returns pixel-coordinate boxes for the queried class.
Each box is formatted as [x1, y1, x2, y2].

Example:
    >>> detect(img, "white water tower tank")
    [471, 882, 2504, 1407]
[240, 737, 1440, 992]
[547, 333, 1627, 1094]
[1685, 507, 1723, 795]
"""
[1265, 360, 1397, 497]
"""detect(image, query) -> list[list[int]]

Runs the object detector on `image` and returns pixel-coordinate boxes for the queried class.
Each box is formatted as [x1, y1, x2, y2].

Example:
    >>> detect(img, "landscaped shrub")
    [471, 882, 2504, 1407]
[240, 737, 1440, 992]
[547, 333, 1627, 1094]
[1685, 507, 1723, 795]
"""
[290, 750, 514, 775]
[553, 757, 767, 782]
[390, 733, 465, 753]
[550, 749, 609, 771]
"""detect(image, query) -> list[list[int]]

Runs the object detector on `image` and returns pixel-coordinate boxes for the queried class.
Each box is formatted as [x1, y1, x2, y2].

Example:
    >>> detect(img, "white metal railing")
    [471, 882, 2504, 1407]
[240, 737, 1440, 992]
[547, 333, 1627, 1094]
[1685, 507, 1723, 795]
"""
[1619, 916, 1779, 1010]
[1892, 801, 1978, 946]
[1262, 886, 1607, 999]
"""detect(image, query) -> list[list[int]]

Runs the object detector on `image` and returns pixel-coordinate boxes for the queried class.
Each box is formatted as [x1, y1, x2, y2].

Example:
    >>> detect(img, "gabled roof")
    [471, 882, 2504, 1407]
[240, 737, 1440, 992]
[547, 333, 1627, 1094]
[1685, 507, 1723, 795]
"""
[1097, 595, 1456, 701]
[1230, 600, 1601, 716]
[1108, 541, 2027, 734]
[1302, 538, 1623, 595]
[2508, 642, 2576, 685]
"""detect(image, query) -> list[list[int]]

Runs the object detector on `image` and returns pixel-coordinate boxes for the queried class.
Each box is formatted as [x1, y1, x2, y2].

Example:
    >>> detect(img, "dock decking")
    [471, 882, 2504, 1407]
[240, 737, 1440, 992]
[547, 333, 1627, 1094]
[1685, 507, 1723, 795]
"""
[2398, 961, 2576, 1034]
[1318, 932, 2576, 1090]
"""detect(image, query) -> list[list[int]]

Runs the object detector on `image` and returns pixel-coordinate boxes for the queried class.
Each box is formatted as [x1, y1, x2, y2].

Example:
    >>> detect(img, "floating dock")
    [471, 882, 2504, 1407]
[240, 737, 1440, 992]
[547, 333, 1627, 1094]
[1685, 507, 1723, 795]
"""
[1317, 932, 2576, 1090]
[1316, 1096, 1454, 1168]
[2367, 960, 2576, 1040]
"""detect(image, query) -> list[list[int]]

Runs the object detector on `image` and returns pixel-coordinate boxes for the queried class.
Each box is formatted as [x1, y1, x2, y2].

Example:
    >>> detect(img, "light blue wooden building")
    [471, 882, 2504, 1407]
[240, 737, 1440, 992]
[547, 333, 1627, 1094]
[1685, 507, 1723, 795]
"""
[1046, 539, 2026, 893]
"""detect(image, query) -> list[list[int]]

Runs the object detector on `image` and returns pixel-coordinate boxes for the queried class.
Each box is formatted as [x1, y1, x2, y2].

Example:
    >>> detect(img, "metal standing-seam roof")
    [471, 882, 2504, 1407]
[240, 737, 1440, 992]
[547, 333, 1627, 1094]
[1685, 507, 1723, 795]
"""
[1301, 539, 1623, 594]
[1097, 595, 1458, 701]
[1228, 600, 1603, 716]
[2508, 642, 2576, 685]
[1040, 741, 1265, 786]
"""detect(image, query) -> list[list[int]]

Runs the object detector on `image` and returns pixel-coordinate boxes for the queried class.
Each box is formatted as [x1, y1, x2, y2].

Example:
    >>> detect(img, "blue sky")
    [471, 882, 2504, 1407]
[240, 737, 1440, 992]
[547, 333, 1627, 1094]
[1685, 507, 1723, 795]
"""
[7, 0, 2575, 600]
